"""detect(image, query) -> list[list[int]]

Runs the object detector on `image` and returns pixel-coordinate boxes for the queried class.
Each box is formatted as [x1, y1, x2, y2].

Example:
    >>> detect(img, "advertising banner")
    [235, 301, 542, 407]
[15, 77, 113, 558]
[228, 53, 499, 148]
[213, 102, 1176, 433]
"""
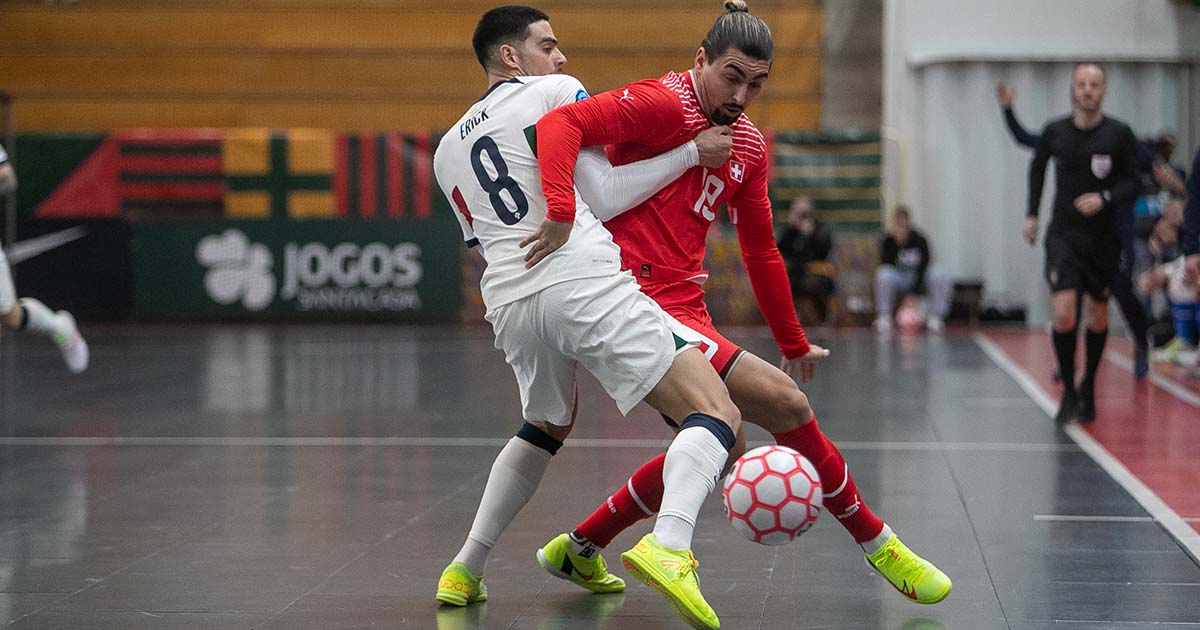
[132, 218, 461, 322]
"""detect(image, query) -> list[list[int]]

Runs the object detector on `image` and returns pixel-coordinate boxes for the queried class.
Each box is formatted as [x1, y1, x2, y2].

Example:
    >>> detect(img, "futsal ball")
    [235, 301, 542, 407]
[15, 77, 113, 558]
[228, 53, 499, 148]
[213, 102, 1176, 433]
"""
[896, 301, 923, 336]
[722, 445, 822, 545]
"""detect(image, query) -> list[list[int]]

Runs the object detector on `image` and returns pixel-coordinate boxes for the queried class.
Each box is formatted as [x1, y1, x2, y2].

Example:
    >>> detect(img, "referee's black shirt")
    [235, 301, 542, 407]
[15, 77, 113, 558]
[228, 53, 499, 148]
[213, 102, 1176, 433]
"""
[1028, 116, 1140, 241]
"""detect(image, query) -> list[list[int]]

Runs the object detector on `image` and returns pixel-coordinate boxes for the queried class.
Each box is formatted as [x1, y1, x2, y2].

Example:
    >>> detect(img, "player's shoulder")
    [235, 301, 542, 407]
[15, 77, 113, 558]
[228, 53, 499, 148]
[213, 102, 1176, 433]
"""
[732, 115, 766, 142]
[731, 116, 768, 160]
[522, 74, 590, 101]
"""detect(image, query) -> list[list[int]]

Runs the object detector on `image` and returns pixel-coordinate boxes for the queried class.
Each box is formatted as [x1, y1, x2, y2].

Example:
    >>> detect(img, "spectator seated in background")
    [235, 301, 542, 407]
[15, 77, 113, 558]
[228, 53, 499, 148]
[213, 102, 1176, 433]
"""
[777, 196, 835, 324]
[1139, 243, 1198, 367]
[1142, 204, 1196, 364]
[873, 205, 951, 335]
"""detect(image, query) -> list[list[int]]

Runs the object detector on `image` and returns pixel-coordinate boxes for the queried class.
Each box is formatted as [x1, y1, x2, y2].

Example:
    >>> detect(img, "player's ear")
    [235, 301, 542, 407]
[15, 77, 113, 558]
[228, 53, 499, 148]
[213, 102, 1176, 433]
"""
[497, 43, 520, 72]
[693, 47, 708, 71]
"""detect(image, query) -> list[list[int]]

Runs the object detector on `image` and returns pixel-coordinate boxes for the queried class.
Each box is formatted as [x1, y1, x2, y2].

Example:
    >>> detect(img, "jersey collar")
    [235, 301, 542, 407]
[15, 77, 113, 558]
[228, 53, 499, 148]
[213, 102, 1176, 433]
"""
[479, 77, 524, 103]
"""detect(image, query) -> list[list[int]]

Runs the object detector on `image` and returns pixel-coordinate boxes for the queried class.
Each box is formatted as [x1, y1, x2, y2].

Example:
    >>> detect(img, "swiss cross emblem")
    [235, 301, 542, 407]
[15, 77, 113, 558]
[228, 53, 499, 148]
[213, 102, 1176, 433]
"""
[729, 160, 745, 183]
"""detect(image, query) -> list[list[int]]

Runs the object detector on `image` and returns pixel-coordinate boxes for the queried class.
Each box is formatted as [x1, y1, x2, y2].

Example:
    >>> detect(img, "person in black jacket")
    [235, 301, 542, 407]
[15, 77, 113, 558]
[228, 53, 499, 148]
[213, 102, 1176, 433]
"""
[1025, 64, 1140, 424]
[777, 197, 835, 323]
[997, 81, 1151, 380]
[873, 206, 951, 334]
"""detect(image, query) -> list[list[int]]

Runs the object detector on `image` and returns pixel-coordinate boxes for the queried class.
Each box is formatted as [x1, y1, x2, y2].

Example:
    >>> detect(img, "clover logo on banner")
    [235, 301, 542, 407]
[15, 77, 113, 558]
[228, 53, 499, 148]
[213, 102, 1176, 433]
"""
[195, 229, 276, 311]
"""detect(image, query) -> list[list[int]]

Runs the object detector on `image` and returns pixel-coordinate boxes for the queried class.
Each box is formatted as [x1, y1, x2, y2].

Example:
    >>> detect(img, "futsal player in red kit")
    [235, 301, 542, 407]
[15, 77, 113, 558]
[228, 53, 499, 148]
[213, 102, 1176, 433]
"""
[525, 0, 952, 608]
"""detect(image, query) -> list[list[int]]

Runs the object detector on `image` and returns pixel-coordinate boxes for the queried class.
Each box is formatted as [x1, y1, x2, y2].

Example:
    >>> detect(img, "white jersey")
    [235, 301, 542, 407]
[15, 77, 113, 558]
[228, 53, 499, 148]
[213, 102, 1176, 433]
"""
[0, 144, 8, 164]
[434, 74, 622, 309]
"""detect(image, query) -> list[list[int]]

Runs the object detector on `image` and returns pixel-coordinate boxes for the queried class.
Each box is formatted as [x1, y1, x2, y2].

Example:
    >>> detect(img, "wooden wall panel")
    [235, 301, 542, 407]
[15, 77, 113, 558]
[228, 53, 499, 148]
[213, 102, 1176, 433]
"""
[0, 1, 821, 131]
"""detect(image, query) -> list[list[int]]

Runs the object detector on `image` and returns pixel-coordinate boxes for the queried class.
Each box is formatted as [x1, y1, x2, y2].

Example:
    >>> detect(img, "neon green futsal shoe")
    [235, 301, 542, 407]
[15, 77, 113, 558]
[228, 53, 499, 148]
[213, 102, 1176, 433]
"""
[865, 534, 952, 604]
[620, 533, 719, 630]
[435, 561, 488, 606]
[536, 533, 625, 593]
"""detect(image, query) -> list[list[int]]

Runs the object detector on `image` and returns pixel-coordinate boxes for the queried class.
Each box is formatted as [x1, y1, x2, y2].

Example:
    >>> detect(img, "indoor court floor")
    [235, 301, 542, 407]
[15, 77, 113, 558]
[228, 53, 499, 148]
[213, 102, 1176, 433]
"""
[0, 324, 1197, 629]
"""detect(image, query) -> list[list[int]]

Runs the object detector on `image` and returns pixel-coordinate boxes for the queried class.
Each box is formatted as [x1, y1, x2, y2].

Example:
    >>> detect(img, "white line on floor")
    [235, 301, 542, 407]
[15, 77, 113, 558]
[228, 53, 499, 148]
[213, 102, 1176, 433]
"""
[1105, 351, 1200, 407]
[1033, 514, 1154, 523]
[0, 436, 1080, 451]
[975, 333, 1200, 563]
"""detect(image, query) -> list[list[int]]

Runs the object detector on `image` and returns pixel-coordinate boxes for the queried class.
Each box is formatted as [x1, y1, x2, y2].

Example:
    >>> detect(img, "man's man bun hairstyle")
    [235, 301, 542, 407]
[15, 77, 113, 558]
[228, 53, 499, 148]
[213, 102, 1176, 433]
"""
[702, 0, 773, 62]
[472, 6, 550, 70]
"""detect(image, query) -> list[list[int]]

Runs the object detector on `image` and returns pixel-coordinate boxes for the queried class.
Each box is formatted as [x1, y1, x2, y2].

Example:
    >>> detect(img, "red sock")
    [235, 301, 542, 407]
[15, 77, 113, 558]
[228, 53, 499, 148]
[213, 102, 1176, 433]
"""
[773, 419, 885, 544]
[574, 453, 666, 548]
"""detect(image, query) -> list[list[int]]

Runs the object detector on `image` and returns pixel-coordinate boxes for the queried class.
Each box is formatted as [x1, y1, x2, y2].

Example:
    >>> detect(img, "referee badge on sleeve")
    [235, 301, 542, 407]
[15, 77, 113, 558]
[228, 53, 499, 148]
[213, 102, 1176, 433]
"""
[1091, 154, 1112, 179]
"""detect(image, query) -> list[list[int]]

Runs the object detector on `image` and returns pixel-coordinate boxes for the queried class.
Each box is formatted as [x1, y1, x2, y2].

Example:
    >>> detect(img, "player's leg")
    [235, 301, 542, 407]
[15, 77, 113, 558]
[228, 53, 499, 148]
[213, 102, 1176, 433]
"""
[873, 264, 904, 333]
[547, 277, 738, 629]
[0, 247, 89, 373]
[923, 267, 952, 333]
[723, 351, 951, 604]
[1050, 287, 1081, 423]
[1111, 249, 1150, 378]
[618, 346, 739, 630]
[1077, 290, 1111, 423]
[436, 299, 575, 606]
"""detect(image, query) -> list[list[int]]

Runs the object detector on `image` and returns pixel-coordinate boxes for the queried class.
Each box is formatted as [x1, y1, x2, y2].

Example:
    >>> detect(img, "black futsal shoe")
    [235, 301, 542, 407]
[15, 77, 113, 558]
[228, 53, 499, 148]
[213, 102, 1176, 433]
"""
[1054, 390, 1079, 424]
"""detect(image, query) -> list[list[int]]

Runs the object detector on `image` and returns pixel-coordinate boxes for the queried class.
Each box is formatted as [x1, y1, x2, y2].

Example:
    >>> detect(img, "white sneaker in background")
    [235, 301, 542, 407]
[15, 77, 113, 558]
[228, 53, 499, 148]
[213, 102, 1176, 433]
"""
[873, 316, 893, 335]
[53, 311, 89, 373]
[926, 316, 945, 335]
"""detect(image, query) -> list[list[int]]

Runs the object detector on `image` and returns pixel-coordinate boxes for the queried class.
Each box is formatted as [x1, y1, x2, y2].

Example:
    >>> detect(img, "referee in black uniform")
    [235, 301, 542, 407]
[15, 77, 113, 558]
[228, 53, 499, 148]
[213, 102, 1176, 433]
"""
[1026, 63, 1139, 423]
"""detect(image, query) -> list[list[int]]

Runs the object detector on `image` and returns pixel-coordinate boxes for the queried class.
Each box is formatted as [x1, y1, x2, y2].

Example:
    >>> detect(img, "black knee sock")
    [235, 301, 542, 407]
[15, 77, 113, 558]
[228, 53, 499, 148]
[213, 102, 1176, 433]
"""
[1082, 328, 1108, 391]
[1052, 330, 1078, 395]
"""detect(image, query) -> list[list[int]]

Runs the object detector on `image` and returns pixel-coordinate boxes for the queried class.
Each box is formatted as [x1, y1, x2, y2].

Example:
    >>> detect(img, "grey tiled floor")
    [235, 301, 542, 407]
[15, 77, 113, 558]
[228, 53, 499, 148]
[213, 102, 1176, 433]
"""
[0, 325, 1196, 629]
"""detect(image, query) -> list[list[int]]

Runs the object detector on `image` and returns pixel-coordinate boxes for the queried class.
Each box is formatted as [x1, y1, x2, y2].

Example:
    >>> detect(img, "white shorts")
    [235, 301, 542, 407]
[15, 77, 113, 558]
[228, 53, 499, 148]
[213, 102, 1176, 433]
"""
[486, 271, 698, 426]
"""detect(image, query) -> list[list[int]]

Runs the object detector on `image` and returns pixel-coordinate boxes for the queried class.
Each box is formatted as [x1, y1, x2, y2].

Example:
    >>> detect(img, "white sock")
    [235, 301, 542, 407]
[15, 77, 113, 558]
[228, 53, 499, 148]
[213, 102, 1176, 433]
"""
[17, 298, 60, 338]
[861, 522, 895, 555]
[453, 435, 553, 575]
[653, 425, 730, 550]
[0, 247, 15, 315]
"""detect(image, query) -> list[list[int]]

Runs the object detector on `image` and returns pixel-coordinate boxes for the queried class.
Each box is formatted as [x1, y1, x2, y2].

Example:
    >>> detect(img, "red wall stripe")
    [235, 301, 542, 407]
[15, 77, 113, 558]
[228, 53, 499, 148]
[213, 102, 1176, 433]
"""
[118, 155, 222, 173]
[116, 182, 225, 200]
[387, 131, 404, 219]
[414, 131, 432, 219]
[334, 135, 350, 217]
[358, 134, 377, 218]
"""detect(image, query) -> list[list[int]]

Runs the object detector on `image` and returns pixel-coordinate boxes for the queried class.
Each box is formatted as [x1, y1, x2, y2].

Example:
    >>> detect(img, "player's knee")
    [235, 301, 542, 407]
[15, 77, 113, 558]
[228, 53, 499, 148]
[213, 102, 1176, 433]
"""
[714, 397, 742, 433]
[1052, 309, 1076, 332]
[721, 430, 748, 477]
[519, 420, 570, 451]
[776, 387, 814, 428]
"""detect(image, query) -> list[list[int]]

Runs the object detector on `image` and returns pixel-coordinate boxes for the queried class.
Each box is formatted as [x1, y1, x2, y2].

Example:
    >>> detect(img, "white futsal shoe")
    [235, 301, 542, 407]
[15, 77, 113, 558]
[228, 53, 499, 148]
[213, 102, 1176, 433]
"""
[52, 311, 89, 373]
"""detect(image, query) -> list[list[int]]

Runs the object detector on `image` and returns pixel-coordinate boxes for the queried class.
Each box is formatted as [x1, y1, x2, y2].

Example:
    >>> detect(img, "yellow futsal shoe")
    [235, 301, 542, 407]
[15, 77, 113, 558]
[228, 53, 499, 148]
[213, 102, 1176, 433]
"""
[620, 533, 719, 630]
[537, 533, 626, 593]
[435, 562, 488, 606]
[865, 535, 952, 604]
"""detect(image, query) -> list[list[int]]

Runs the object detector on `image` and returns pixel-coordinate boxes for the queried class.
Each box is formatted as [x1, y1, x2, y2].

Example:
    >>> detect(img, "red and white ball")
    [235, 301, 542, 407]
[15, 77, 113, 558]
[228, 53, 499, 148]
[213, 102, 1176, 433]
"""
[722, 445, 822, 545]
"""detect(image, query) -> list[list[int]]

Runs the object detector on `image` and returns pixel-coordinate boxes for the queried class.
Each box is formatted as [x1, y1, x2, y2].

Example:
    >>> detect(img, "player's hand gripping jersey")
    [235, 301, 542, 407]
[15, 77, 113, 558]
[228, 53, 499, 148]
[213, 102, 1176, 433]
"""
[537, 71, 810, 359]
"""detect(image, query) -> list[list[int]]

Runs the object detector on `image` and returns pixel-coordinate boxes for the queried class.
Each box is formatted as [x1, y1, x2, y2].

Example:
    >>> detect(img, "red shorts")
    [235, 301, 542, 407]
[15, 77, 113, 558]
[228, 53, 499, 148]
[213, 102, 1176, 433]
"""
[642, 281, 745, 380]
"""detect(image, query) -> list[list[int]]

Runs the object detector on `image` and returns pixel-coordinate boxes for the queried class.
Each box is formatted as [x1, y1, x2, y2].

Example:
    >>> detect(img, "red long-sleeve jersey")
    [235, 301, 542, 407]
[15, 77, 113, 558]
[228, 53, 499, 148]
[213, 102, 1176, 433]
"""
[538, 71, 809, 359]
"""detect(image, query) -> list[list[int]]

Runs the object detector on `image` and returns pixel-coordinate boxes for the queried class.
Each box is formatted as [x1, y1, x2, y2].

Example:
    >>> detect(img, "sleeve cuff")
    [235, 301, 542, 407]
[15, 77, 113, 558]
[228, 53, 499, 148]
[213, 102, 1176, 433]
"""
[545, 209, 576, 223]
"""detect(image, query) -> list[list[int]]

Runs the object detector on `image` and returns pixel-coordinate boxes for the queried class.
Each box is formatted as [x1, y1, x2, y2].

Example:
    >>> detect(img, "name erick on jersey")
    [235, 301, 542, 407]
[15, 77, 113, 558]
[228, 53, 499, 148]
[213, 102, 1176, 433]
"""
[603, 71, 771, 286]
[433, 74, 621, 309]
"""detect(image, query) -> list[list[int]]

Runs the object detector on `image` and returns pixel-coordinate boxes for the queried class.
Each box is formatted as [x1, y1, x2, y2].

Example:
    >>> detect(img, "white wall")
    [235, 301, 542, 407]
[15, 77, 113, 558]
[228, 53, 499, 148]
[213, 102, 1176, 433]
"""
[898, 0, 1200, 65]
[883, 0, 1200, 324]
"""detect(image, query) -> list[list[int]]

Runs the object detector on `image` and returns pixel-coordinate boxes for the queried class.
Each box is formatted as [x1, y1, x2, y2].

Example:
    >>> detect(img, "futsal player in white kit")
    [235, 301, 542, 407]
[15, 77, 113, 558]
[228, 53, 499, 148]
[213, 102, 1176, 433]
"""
[0, 142, 88, 373]
[431, 7, 742, 629]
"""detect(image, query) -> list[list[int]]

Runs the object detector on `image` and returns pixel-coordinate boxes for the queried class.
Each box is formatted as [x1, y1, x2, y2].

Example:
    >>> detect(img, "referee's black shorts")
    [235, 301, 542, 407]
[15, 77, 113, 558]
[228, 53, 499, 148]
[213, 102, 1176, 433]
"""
[1044, 233, 1119, 301]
